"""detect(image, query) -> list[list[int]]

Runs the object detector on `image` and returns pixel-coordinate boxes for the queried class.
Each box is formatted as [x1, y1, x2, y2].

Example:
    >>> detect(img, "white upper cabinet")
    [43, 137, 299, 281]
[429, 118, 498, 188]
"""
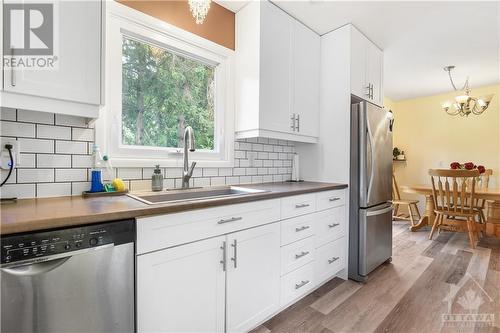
[235, 1, 320, 143]
[1, 0, 103, 118]
[292, 20, 320, 137]
[350, 27, 384, 106]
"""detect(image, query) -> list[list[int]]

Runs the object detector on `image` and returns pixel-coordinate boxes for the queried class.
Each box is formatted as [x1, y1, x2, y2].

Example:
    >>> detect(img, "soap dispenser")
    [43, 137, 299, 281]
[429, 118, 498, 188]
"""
[151, 165, 164, 191]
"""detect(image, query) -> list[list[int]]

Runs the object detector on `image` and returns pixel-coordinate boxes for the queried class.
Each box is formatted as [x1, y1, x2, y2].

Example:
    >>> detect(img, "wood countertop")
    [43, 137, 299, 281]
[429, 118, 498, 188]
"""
[0, 182, 347, 235]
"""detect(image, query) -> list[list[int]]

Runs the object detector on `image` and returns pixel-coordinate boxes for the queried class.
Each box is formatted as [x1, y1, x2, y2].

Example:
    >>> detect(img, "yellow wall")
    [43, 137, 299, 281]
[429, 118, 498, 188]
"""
[387, 84, 500, 205]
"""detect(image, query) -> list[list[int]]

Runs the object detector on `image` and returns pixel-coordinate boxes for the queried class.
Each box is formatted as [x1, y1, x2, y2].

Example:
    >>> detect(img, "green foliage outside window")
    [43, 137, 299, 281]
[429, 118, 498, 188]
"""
[122, 37, 215, 150]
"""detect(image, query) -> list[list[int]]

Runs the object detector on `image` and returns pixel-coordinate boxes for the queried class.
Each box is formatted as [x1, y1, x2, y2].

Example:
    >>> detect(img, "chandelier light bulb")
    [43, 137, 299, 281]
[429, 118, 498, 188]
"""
[188, 0, 211, 24]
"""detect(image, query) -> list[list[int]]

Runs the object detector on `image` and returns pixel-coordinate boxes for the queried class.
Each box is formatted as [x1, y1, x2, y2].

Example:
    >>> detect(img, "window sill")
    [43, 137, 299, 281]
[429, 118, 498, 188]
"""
[109, 156, 235, 168]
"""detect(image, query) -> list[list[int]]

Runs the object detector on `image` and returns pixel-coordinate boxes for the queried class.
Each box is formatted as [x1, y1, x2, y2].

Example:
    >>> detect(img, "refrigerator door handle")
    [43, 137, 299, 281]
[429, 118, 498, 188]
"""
[366, 205, 393, 216]
[366, 121, 375, 204]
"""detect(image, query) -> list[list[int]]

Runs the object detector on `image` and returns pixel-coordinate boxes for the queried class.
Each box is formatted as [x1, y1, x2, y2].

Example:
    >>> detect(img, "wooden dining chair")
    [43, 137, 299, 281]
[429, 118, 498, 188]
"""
[475, 169, 493, 224]
[392, 173, 421, 227]
[428, 169, 481, 248]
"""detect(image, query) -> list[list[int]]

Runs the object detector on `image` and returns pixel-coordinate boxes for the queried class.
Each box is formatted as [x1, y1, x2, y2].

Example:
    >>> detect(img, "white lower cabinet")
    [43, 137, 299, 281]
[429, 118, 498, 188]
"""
[226, 223, 281, 333]
[136, 191, 348, 332]
[136, 236, 226, 333]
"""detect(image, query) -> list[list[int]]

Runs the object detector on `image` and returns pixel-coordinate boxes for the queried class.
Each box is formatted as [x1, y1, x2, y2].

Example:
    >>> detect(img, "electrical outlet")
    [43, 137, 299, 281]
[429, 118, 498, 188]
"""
[1, 140, 21, 170]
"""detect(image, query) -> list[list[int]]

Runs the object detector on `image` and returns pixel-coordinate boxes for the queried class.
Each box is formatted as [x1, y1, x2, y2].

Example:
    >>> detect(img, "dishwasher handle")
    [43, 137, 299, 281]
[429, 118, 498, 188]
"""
[1, 257, 70, 277]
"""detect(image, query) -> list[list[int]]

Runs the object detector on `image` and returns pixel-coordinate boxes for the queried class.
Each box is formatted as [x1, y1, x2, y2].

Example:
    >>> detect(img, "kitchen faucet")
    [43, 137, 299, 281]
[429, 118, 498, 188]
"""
[182, 126, 196, 189]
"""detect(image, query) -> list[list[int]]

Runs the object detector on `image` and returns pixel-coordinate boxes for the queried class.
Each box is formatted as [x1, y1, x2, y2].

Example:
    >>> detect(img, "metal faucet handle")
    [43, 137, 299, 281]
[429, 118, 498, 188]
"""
[188, 161, 197, 176]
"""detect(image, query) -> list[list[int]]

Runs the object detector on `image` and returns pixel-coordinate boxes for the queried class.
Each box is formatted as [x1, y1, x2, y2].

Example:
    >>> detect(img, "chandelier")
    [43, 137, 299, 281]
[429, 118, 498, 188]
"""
[188, 0, 211, 24]
[441, 66, 494, 117]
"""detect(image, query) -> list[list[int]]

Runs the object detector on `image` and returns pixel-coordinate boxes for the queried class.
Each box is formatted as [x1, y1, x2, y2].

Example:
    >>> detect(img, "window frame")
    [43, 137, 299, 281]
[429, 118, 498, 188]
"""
[97, 2, 234, 168]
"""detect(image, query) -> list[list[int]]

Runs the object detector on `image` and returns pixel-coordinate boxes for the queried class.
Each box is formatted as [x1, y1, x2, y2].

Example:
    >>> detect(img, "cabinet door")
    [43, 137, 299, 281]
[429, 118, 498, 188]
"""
[350, 27, 368, 101]
[293, 21, 320, 137]
[3, 0, 101, 105]
[367, 42, 383, 106]
[226, 223, 281, 333]
[259, 1, 293, 134]
[137, 236, 225, 333]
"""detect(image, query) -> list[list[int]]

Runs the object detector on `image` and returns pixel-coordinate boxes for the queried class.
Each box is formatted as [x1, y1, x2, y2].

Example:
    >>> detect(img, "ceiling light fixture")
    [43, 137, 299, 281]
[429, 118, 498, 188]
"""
[441, 66, 494, 117]
[188, 0, 211, 24]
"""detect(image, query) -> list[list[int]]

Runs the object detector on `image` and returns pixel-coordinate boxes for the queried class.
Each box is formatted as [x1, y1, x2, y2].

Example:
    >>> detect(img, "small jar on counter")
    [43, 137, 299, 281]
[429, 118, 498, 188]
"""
[151, 165, 164, 191]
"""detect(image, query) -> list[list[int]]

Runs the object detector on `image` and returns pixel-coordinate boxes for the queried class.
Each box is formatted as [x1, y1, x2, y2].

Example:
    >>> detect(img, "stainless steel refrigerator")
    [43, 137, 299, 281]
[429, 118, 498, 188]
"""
[349, 99, 394, 282]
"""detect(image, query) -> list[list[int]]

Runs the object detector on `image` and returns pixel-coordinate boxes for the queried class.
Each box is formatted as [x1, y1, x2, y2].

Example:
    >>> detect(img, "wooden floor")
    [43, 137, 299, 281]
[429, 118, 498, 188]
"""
[251, 222, 500, 333]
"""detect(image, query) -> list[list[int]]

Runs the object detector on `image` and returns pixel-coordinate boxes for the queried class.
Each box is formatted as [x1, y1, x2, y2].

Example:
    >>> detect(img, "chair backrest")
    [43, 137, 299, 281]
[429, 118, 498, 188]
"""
[392, 173, 401, 201]
[478, 169, 493, 189]
[428, 169, 480, 214]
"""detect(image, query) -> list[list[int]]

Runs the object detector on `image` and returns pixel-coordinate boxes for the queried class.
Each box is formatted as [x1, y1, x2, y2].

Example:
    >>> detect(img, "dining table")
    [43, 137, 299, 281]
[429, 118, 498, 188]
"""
[400, 184, 500, 236]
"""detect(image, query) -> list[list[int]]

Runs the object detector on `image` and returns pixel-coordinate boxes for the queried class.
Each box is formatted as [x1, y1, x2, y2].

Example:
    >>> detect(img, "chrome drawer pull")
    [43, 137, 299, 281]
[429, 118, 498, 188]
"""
[295, 203, 310, 209]
[295, 280, 310, 290]
[295, 225, 310, 232]
[329, 197, 341, 202]
[295, 251, 309, 259]
[328, 257, 340, 264]
[328, 223, 340, 228]
[218, 217, 243, 224]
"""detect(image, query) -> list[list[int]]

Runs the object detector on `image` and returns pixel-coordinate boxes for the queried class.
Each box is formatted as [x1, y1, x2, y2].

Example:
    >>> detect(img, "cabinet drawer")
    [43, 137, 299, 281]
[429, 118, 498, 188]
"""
[314, 207, 346, 248]
[316, 189, 346, 211]
[281, 213, 314, 245]
[136, 199, 281, 254]
[314, 237, 345, 284]
[281, 194, 316, 219]
[281, 236, 315, 276]
[280, 261, 315, 307]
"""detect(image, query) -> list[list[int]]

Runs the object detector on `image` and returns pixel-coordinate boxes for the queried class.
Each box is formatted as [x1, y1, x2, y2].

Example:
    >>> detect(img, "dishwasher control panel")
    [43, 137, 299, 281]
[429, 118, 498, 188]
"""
[1, 219, 135, 265]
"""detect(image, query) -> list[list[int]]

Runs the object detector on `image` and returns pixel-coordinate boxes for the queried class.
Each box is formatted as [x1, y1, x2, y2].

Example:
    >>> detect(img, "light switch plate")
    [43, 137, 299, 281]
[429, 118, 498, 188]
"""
[0, 140, 21, 169]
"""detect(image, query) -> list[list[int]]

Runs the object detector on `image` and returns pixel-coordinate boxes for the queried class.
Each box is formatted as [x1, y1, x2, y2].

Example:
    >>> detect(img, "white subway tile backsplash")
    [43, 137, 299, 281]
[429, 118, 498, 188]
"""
[37, 154, 71, 168]
[203, 168, 218, 177]
[19, 154, 35, 168]
[37, 183, 71, 197]
[55, 169, 87, 182]
[19, 138, 54, 153]
[0, 108, 16, 121]
[56, 140, 87, 154]
[37, 124, 71, 140]
[1, 169, 16, 184]
[18, 169, 54, 183]
[0, 183, 35, 199]
[210, 177, 226, 186]
[72, 182, 91, 195]
[55, 114, 88, 127]
[2, 112, 295, 199]
[18, 109, 54, 124]
[117, 168, 143, 180]
[72, 155, 93, 168]
[72, 128, 94, 141]
[1, 121, 35, 137]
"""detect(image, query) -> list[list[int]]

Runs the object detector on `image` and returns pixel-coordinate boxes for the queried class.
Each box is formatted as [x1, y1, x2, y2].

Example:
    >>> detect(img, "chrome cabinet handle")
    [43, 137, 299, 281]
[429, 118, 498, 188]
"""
[295, 114, 300, 132]
[329, 197, 340, 202]
[295, 203, 310, 209]
[366, 84, 371, 97]
[230, 239, 237, 268]
[295, 251, 309, 259]
[295, 280, 310, 290]
[10, 48, 16, 87]
[218, 216, 242, 224]
[220, 241, 226, 272]
[291, 113, 296, 131]
[328, 256, 340, 264]
[295, 225, 310, 232]
[328, 223, 340, 228]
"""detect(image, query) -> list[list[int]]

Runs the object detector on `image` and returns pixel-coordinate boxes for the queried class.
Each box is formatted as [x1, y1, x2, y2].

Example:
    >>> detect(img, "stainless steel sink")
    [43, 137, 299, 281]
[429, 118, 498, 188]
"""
[127, 186, 268, 205]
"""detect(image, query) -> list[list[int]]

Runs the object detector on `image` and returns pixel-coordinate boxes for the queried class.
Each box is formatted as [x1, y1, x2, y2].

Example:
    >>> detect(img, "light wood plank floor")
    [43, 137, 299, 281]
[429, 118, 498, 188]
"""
[251, 222, 500, 333]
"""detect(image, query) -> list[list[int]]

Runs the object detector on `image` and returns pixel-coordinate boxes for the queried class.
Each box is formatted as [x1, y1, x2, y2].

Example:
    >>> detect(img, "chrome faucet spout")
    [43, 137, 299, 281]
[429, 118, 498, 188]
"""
[182, 126, 196, 189]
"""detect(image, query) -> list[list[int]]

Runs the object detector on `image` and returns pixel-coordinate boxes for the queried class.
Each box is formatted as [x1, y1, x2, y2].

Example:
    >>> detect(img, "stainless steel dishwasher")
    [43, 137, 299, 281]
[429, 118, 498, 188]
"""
[1, 219, 135, 333]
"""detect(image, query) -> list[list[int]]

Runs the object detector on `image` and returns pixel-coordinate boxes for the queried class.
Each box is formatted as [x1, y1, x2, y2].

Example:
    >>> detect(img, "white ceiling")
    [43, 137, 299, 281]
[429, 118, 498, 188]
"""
[216, 1, 500, 101]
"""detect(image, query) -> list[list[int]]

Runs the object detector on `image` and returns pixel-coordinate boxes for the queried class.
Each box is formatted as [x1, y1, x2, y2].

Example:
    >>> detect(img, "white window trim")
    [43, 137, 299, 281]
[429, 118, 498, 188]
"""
[96, 1, 234, 168]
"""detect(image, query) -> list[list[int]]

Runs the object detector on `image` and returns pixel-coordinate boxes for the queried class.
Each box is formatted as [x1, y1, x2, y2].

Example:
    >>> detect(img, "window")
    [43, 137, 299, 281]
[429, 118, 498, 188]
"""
[102, 3, 234, 167]
[122, 37, 216, 150]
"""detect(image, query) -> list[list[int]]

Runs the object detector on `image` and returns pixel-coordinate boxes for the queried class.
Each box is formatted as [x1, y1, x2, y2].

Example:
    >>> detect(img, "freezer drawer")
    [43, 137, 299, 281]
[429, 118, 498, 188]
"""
[359, 204, 393, 276]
